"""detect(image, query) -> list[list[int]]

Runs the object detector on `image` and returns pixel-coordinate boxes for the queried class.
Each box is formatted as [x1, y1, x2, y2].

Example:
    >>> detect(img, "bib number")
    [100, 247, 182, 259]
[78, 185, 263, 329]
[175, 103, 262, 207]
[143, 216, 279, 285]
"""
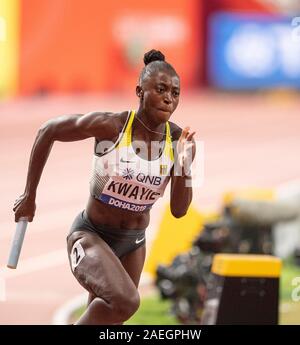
[70, 239, 85, 272]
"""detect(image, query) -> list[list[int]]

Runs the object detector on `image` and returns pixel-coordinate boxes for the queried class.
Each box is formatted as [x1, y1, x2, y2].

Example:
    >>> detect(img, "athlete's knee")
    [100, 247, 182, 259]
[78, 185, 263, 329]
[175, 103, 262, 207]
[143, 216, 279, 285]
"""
[114, 290, 140, 321]
[88, 291, 140, 323]
[101, 289, 140, 322]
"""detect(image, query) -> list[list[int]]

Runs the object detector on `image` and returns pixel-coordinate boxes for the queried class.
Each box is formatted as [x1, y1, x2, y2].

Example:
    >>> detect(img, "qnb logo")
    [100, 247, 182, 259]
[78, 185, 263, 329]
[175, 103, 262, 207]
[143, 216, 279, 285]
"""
[0, 17, 6, 42]
[136, 173, 162, 186]
[291, 277, 300, 302]
[291, 17, 300, 43]
[122, 168, 135, 180]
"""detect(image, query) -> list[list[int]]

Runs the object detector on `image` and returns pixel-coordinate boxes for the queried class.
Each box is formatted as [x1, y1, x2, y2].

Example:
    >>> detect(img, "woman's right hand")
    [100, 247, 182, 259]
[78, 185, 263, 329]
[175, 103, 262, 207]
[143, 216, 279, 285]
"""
[13, 194, 36, 222]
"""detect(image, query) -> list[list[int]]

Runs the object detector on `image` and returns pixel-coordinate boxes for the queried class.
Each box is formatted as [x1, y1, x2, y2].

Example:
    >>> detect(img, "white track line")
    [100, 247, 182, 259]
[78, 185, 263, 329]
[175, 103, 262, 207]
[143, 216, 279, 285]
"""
[52, 292, 88, 325]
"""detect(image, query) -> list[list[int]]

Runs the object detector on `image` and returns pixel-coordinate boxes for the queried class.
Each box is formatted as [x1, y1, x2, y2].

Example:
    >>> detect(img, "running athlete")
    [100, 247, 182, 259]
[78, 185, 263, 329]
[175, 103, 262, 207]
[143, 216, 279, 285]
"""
[13, 49, 196, 325]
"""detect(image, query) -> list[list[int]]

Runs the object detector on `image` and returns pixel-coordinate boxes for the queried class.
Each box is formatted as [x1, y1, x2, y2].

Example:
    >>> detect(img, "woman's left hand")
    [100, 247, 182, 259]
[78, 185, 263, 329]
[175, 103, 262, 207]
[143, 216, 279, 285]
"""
[176, 126, 196, 173]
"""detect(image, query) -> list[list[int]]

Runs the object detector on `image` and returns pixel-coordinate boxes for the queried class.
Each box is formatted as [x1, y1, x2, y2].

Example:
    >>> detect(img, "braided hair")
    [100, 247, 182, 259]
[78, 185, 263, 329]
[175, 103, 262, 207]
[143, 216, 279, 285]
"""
[139, 49, 178, 85]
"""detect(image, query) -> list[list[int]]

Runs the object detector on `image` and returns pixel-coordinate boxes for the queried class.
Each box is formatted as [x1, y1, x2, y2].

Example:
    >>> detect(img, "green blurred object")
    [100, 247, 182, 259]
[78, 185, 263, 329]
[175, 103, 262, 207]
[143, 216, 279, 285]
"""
[280, 257, 300, 301]
[279, 257, 300, 325]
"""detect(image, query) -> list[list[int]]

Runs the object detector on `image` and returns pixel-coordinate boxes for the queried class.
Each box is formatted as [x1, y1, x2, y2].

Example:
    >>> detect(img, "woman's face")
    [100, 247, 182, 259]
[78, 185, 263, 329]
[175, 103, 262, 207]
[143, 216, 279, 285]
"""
[138, 70, 180, 123]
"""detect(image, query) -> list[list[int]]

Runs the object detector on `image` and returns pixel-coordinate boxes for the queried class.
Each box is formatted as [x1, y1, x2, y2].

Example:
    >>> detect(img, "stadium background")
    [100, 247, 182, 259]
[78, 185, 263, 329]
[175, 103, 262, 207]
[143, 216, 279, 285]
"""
[0, 0, 300, 324]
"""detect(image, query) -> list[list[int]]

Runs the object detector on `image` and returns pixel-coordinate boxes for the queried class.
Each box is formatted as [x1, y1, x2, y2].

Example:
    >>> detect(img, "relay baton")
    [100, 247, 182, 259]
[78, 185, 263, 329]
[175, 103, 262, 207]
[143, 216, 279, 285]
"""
[7, 217, 29, 269]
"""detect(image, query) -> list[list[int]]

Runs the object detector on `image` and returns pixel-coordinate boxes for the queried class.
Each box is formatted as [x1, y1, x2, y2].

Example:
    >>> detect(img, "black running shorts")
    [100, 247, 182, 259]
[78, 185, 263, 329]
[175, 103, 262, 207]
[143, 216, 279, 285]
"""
[67, 210, 146, 259]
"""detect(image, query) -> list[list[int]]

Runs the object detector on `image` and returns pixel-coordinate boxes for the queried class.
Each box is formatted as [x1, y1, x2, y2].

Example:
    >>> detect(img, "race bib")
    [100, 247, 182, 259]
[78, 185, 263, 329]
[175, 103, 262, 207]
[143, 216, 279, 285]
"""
[70, 239, 85, 272]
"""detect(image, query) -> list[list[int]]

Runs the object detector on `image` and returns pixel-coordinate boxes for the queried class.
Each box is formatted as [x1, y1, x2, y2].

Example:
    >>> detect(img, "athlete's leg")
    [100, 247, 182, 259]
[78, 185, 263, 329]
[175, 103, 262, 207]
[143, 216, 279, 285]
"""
[87, 244, 146, 324]
[87, 244, 146, 303]
[67, 230, 140, 325]
[120, 244, 146, 288]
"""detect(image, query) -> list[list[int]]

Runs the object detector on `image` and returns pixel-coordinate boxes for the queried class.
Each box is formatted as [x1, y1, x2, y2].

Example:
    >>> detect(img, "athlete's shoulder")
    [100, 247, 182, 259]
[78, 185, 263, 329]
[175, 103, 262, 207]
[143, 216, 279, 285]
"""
[86, 111, 128, 126]
[168, 121, 182, 141]
[88, 111, 129, 140]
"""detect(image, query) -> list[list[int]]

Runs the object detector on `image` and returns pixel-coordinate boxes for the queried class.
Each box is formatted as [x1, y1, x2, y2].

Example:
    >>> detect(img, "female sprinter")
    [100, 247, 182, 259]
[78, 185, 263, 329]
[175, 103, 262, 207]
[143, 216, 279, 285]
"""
[13, 49, 196, 324]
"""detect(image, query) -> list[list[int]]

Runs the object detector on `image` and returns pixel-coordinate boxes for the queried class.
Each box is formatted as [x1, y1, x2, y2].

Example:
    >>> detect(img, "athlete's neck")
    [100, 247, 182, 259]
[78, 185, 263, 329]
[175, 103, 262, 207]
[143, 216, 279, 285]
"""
[135, 109, 166, 136]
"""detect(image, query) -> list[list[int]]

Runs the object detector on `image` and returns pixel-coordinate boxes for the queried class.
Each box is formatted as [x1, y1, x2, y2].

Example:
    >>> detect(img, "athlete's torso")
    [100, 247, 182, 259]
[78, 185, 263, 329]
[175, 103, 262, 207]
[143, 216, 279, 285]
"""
[86, 110, 176, 230]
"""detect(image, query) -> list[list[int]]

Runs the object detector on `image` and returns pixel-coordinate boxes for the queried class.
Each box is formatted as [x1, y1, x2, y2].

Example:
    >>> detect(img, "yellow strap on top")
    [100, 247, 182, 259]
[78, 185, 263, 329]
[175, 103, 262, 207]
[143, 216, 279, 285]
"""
[116, 110, 135, 149]
[165, 121, 174, 161]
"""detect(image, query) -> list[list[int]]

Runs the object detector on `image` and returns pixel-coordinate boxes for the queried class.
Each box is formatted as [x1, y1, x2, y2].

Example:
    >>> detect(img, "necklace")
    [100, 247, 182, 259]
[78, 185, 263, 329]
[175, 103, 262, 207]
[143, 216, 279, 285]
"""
[135, 114, 167, 137]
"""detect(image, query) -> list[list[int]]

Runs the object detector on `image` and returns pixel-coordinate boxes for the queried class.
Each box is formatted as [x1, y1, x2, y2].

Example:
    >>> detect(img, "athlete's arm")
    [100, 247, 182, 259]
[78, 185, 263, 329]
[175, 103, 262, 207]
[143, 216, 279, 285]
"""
[13, 112, 119, 221]
[169, 125, 196, 218]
